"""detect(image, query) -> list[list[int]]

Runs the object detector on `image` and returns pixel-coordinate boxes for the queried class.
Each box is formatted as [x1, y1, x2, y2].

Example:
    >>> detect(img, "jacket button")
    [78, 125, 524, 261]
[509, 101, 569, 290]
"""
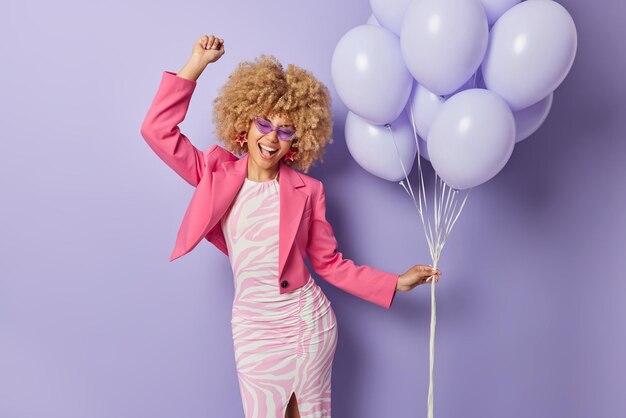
[281, 280, 289, 288]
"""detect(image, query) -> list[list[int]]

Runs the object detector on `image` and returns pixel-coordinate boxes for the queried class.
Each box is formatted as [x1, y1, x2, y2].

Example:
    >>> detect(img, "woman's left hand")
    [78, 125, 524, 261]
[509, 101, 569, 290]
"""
[396, 265, 442, 291]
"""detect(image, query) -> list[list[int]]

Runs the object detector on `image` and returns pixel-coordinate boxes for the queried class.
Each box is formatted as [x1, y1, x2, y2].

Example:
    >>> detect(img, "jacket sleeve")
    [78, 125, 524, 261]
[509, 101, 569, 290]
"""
[306, 181, 399, 309]
[140, 70, 209, 187]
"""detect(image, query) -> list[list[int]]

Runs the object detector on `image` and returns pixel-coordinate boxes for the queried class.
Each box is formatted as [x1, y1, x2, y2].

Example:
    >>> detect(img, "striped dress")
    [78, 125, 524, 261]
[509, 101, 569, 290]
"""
[220, 172, 338, 418]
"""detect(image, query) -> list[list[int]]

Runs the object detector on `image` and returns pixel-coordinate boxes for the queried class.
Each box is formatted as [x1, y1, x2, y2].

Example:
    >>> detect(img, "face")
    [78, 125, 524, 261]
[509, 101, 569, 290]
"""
[246, 113, 296, 169]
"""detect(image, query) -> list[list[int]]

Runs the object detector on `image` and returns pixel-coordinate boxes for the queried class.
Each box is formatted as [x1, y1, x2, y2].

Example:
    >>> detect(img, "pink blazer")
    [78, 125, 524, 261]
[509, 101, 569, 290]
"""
[140, 71, 398, 309]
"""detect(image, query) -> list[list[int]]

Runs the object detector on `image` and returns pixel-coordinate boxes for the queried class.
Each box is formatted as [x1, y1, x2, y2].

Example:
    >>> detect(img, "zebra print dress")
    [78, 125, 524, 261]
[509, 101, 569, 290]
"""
[221, 173, 338, 418]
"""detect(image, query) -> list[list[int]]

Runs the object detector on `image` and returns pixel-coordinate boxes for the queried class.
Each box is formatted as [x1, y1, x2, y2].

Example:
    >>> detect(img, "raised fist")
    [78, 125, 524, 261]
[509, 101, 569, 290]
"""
[192, 34, 225, 64]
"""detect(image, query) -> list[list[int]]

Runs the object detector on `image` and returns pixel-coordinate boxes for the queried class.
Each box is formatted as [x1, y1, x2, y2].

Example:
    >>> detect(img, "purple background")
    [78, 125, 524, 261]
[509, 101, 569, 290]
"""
[1, 0, 625, 417]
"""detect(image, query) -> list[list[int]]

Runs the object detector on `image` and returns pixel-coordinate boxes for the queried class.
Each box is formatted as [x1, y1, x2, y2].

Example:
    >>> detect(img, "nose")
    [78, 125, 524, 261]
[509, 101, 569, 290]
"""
[264, 130, 279, 143]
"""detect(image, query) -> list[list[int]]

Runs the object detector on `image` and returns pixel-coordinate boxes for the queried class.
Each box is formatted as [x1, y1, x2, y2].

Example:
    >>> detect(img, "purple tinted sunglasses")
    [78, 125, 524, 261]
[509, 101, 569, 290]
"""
[253, 116, 297, 141]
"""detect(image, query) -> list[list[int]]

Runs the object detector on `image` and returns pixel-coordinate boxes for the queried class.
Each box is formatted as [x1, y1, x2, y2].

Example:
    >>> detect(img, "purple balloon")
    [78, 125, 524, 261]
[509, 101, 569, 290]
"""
[406, 81, 445, 141]
[345, 111, 417, 182]
[417, 135, 430, 162]
[400, 0, 489, 95]
[406, 73, 479, 141]
[446, 72, 481, 97]
[428, 89, 515, 190]
[479, 0, 521, 25]
[332, 25, 413, 125]
[514, 92, 553, 143]
[481, 0, 577, 110]
[366, 13, 381, 26]
[370, 0, 413, 35]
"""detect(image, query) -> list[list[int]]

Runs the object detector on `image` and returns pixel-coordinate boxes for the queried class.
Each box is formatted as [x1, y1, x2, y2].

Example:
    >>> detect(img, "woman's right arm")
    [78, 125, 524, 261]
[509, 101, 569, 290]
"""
[140, 35, 225, 187]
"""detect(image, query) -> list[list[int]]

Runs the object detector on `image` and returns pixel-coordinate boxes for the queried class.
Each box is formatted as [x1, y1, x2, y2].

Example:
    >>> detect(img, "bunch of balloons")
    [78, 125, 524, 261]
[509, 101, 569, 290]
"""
[332, 2, 577, 417]
[332, 0, 577, 190]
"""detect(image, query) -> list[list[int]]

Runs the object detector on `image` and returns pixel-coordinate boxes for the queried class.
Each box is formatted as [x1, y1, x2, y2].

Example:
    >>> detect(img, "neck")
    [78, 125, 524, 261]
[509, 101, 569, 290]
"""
[247, 159, 280, 182]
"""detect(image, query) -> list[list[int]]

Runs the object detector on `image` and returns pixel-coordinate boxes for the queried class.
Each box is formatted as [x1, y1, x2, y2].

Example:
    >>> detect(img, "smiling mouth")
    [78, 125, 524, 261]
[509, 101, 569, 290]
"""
[259, 143, 278, 158]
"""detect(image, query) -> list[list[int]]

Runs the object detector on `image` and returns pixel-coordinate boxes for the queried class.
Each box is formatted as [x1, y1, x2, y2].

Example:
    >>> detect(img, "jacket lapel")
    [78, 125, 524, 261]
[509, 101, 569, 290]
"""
[208, 153, 247, 238]
[276, 158, 307, 279]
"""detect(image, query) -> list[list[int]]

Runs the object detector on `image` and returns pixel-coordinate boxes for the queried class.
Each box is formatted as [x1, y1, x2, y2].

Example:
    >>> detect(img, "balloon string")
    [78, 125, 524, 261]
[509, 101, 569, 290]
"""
[387, 113, 471, 418]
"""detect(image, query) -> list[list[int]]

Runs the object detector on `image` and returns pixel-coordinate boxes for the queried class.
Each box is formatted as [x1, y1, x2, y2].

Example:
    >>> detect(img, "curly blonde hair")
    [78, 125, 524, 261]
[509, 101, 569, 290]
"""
[212, 54, 334, 173]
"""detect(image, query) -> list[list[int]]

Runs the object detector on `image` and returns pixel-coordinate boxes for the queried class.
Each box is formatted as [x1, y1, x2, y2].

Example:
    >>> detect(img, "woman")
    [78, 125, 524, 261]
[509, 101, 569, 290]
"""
[141, 35, 442, 418]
